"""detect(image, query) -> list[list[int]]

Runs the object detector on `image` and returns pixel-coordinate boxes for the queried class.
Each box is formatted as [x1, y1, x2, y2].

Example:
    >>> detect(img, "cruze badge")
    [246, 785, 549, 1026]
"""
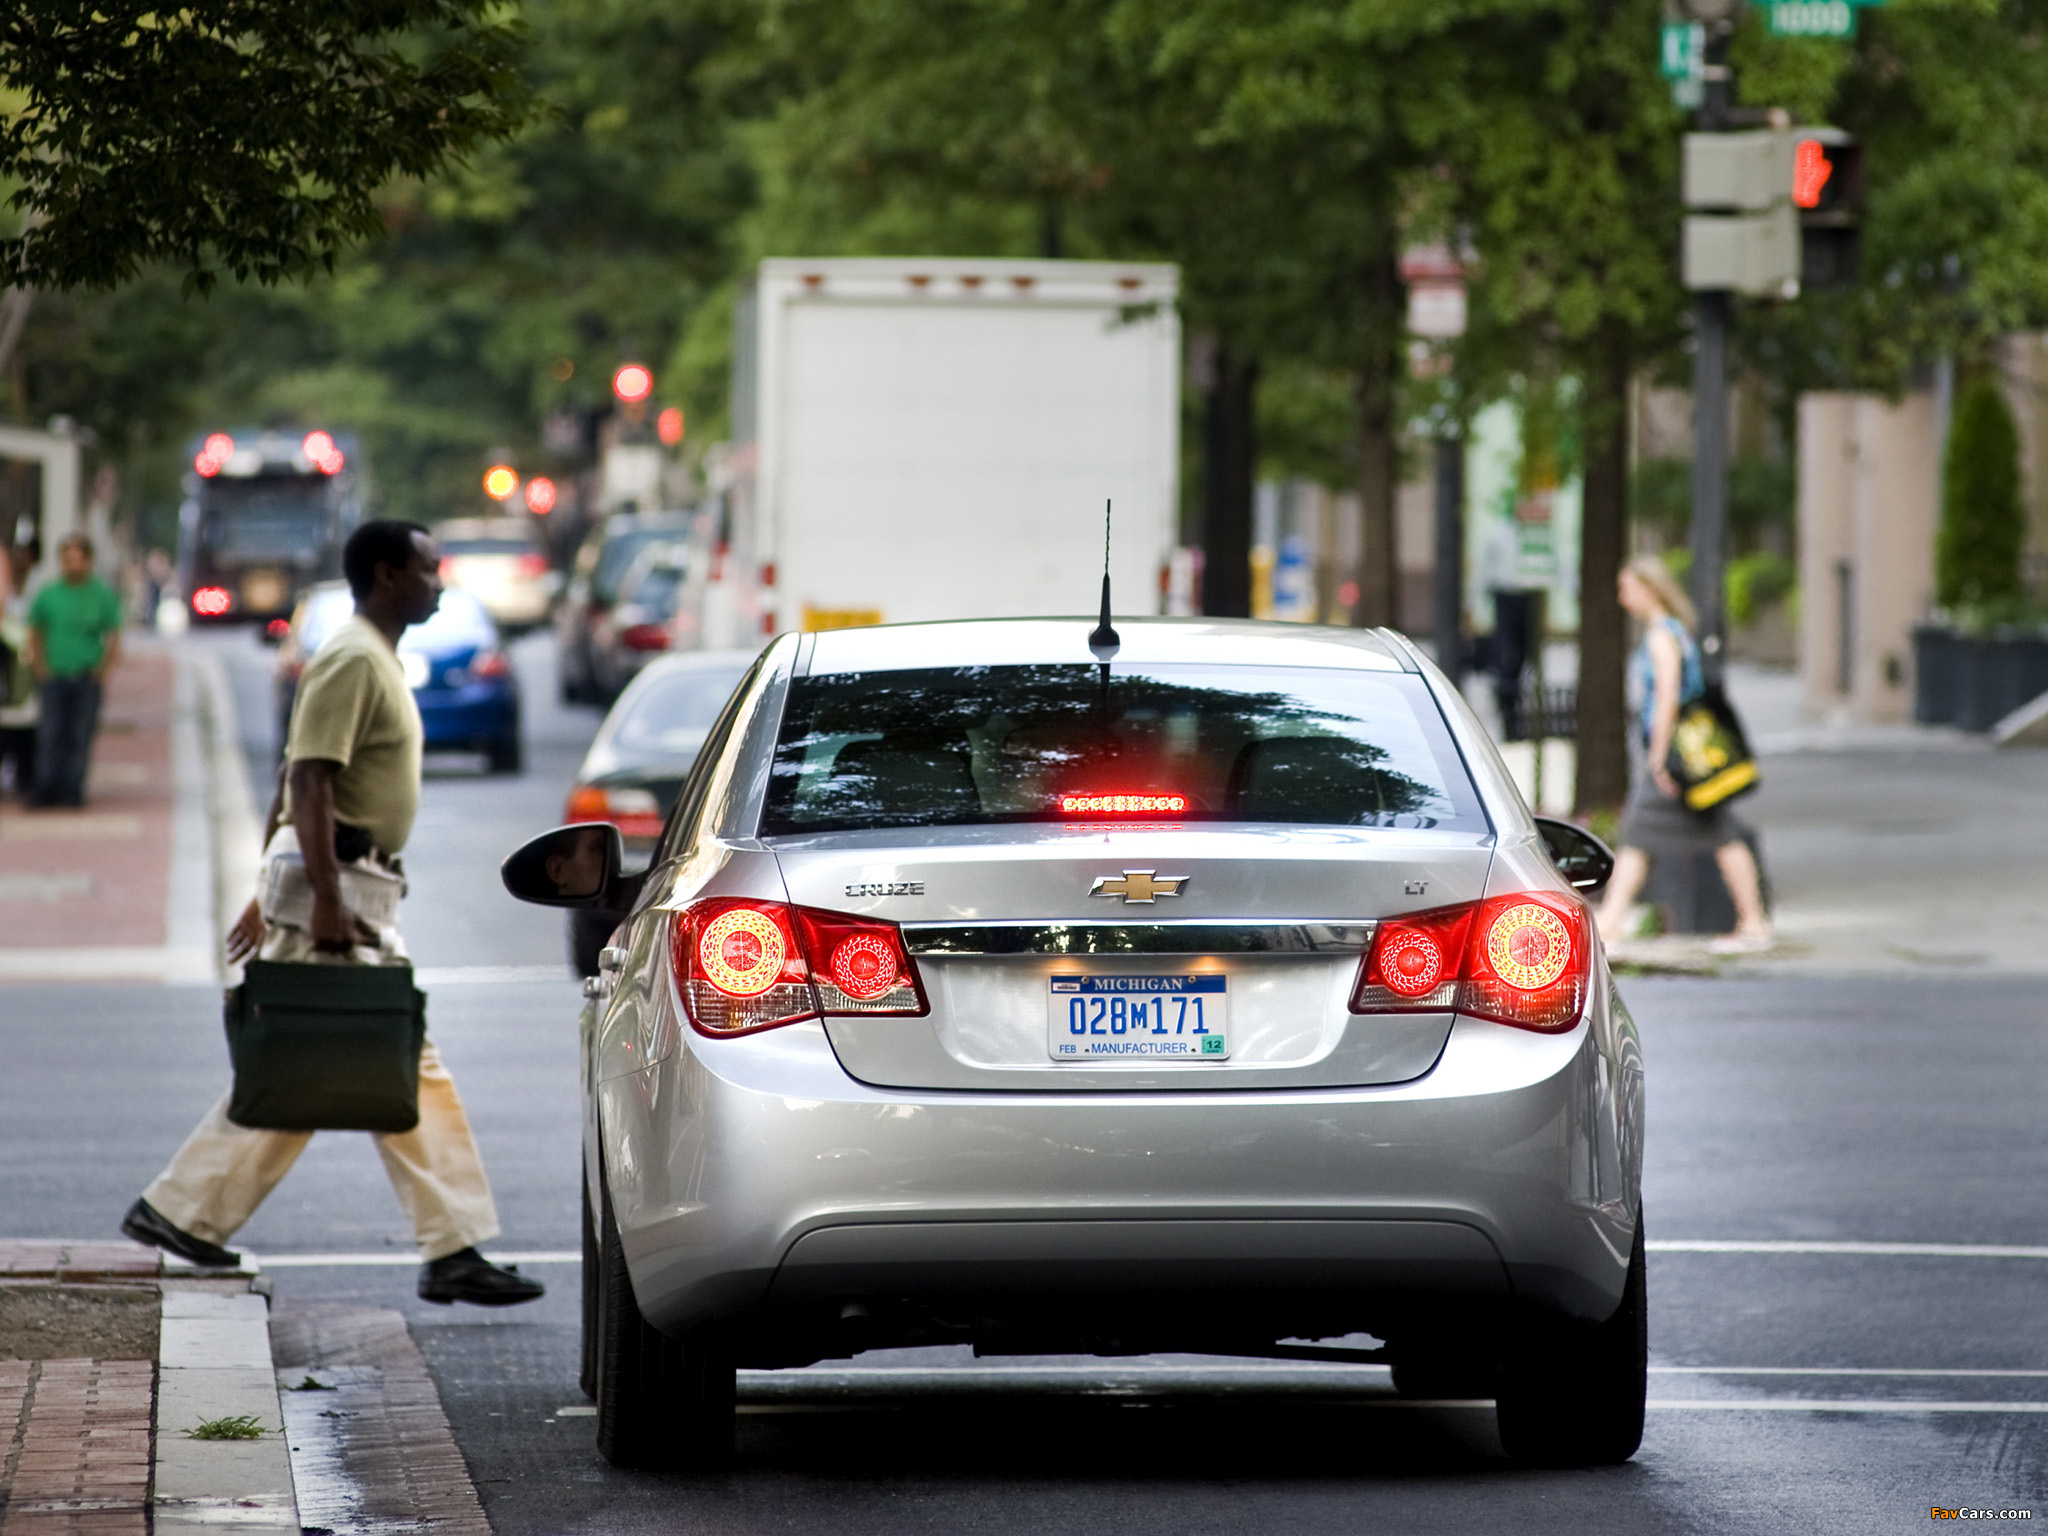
[1089, 870, 1187, 904]
[845, 881, 924, 898]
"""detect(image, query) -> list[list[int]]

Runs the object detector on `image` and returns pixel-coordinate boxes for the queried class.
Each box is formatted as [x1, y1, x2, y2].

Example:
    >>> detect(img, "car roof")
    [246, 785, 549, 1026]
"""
[802, 618, 1413, 675]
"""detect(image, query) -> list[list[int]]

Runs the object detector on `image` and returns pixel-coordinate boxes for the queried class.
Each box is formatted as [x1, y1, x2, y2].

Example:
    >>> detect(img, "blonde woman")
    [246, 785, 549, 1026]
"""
[1594, 554, 1771, 952]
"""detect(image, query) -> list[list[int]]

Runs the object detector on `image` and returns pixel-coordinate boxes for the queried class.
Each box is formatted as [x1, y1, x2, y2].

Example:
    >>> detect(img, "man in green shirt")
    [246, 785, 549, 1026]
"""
[26, 533, 124, 807]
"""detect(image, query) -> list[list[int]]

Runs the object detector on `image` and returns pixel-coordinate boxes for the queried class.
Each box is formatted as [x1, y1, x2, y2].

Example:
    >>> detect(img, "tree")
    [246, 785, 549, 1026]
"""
[1937, 375, 2024, 610]
[1, 0, 533, 292]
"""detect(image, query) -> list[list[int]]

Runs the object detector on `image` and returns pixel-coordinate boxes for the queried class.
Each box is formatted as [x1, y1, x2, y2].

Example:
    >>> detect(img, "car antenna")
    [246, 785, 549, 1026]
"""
[1088, 499, 1119, 662]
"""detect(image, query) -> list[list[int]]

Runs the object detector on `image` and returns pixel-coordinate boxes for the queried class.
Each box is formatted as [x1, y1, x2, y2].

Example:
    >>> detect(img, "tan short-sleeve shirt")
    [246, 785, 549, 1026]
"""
[282, 615, 423, 856]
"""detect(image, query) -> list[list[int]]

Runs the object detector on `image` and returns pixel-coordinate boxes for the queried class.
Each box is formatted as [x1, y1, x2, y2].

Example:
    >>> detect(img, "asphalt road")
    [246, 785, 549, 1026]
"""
[2, 629, 2042, 1533]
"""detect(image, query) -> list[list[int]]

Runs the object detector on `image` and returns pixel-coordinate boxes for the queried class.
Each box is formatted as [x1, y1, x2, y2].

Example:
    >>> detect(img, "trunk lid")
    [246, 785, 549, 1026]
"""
[772, 825, 1494, 1092]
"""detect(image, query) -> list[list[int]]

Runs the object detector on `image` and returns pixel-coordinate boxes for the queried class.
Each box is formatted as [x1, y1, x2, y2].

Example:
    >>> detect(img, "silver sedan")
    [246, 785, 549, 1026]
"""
[503, 618, 1643, 1472]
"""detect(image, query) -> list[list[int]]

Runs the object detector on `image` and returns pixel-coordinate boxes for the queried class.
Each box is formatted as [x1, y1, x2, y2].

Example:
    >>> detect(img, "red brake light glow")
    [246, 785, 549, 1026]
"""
[468, 649, 512, 679]
[517, 552, 550, 578]
[564, 783, 663, 840]
[1352, 890, 1589, 1033]
[1060, 793, 1188, 816]
[194, 433, 235, 476]
[829, 934, 896, 999]
[191, 587, 232, 617]
[697, 908, 788, 997]
[525, 476, 557, 515]
[620, 623, 670, 652]
[300, 431, 344, 474]
[1484, 902, 1572, 990]
[670, 900, 925, 1037]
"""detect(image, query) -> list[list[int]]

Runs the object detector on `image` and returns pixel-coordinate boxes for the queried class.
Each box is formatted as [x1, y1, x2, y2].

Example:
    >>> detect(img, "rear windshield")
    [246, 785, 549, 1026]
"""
[611, 665, 753, 754]
[761, 664, 1485, 836]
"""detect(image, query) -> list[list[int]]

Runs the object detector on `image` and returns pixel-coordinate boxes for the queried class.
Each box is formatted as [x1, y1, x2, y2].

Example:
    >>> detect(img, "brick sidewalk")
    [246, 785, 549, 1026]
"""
[0, 640, 176, 953]
[0, 1243, 161, 1536]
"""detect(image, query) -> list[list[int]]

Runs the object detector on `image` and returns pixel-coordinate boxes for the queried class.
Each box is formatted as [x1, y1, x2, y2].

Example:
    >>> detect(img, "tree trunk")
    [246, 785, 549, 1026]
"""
[1575, 333, 1632, 814]
[1201, 345, 1258, 618]
[1351, 229, 1402, 629]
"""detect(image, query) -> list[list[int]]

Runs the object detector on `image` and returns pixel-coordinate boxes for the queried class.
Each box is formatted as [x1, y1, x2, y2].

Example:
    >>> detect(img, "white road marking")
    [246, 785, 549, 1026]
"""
[1650, 1239, 2048, 1259]
[253, 1251, 579, 1268]
[1653, 1366, 2048, 1379]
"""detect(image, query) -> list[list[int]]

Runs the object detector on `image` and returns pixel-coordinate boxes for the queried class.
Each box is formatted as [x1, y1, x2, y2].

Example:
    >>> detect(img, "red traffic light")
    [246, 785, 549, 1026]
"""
[657, 407, 684, 446]
[525, 476, 558, 515]
[612, 364, 653, 404]
[1793, 140, 1833, 209]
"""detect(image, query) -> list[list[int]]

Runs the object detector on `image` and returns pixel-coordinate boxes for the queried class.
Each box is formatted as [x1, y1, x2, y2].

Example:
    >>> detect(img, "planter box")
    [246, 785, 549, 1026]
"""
[1915, 625, 2048, 731]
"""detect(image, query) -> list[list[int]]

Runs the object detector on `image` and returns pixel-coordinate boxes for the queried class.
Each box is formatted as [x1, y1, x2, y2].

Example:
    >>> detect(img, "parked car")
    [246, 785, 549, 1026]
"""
[586, 542, 706, 703]
[555, 511, 698, 704]
[277, 581, 523, 773]
[501, 618, 1639, 1473]
[433, 516, 557, 632]
[559, 649, 760, 974]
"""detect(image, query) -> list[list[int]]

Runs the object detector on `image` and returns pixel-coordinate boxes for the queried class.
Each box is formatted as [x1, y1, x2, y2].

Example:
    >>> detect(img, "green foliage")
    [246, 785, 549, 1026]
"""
[1726, 550, 1797, 627]
[190, 1414, 265, 1441]
[1630, 453, 1792, 550]
[1938, 375, 2025, 608]
[1, 0, 535, 292]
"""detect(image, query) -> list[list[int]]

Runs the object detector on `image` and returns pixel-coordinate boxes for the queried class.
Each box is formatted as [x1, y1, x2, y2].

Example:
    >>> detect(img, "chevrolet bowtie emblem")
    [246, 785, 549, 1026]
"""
[1089, 870, 1188, 904]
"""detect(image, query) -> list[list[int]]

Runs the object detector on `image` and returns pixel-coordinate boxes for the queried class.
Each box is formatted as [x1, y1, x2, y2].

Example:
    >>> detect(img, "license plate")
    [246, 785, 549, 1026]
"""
[1047, 974, 1228, 1060]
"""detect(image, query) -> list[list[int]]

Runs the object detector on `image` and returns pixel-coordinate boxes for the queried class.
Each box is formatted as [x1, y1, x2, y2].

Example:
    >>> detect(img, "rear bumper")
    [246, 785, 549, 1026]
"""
[418, 686, 517, 745]
[597, 977, 1642, 1351]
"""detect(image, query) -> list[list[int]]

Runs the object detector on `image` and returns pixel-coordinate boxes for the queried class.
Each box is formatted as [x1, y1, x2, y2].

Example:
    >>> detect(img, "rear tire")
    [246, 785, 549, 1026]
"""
[1495, 1215, 1647, 1467]
[594, 1173, 734, 1470]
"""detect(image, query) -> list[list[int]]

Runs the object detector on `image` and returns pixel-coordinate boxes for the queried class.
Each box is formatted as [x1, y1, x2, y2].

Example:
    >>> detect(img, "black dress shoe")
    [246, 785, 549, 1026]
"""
[120, 1199, 243, 1268]
[418, 1247, 547, 1307]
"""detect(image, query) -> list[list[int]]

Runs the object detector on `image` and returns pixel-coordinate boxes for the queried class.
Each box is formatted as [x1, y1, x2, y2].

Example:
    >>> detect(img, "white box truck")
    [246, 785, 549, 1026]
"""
[709, 257, 1180, 642]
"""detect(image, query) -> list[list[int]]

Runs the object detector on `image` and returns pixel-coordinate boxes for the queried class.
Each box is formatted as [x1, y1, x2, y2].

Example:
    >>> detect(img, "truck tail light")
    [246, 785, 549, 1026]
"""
[671, 900, 926, 1037]
[1351, 891, 1590, 1034]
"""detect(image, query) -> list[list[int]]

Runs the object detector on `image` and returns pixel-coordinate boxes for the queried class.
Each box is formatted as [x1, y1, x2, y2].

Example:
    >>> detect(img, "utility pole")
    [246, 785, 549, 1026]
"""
[1688, 19, 1734, 684]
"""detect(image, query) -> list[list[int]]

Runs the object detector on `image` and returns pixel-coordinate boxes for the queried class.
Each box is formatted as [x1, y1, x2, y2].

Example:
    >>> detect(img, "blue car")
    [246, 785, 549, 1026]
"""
[276, 581, 523, 773]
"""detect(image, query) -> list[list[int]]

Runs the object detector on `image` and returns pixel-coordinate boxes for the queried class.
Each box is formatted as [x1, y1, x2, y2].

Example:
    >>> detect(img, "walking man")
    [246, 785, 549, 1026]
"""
[25, 533, 123, 807]
[122, 520, 543, 1307]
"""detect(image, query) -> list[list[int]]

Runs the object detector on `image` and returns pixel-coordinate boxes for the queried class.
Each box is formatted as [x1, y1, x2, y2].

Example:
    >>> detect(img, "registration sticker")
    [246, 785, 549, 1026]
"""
[1047, 974, 1228, 1060]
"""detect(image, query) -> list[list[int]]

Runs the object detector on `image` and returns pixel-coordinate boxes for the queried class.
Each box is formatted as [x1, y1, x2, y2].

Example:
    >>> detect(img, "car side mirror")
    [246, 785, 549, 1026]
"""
[1535, 816, 1616, 893]
[502, 823, 627, 908]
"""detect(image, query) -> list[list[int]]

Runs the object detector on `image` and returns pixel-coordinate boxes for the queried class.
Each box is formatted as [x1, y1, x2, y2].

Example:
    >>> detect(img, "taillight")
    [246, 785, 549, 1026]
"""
[564, 783, 663, 840]
[669, 900, 925, 1038]
[792, 907, 926, 1013]
[1351, 891, 1590, 1033]
[192, 587, 231, 616]
[518, 552, 550, 578]
[620, 623, 670, 651]
[469, 649, 512, 678]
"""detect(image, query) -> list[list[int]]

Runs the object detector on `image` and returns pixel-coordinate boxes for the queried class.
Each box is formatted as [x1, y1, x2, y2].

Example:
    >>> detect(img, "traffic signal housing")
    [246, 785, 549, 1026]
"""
[1794, 130, 1864, 288]
[1683, 126, 1862, 295]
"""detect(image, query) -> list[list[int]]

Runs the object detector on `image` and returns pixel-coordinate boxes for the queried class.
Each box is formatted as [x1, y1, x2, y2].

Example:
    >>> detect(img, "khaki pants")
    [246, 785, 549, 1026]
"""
[142, 858, 501, 1262]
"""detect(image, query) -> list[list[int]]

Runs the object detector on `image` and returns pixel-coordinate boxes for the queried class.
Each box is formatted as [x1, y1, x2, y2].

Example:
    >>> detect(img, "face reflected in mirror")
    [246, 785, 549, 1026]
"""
[544, 827, 611, 899]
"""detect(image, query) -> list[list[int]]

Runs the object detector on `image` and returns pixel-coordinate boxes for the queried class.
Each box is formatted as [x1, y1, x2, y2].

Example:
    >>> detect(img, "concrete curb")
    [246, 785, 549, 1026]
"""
[153, 1285, 299, 1532]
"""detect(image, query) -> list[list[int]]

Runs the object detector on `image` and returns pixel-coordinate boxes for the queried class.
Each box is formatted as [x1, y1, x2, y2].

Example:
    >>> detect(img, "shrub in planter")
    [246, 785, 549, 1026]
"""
[1937, 378, 2025, 609]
